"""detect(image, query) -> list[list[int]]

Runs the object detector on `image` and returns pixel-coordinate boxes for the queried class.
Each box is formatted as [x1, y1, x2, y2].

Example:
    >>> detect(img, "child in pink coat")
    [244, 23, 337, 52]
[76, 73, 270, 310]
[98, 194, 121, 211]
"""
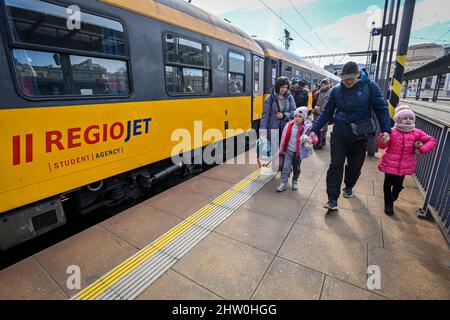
[377, 105, 436, 215]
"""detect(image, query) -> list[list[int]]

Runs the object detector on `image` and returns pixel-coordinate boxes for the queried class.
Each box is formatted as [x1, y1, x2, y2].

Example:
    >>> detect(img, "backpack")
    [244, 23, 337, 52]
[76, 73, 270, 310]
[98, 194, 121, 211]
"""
[294, 88, 308, 108]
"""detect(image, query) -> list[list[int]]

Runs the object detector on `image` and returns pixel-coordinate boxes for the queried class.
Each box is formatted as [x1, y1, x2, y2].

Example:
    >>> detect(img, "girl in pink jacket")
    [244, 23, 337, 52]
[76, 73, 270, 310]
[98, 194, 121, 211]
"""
[377, 105, 436, 216]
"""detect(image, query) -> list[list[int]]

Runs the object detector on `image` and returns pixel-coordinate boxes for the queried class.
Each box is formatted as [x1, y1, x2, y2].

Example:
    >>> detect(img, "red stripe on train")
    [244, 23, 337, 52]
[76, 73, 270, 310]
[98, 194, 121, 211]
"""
[26, 134, 33, 163]
[13, 136, 20, 166]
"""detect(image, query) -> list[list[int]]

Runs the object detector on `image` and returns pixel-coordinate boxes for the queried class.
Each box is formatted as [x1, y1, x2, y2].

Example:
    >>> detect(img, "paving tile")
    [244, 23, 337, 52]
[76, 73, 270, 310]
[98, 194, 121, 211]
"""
[0, 257, 67, 300]
[260, 176, 317, 199]
[100, 203, 183, 249]
[373, 182, 424, 206]
[252, 257, 324, 300]
[34, 225, 138, 297]
[397, 185, 425, 202]
[367, 194, 437, 228]
[172, 232, 273, 300]
[136, 269, 222, 300]
[169, 175, 233, 199]
[381, 218, 450, 267]
[215, 207, 293, 254]
[309, 190, 368, 213]
[297, 205, 383, 246]
[321, 276, 387, 300]
[368, 245, 450, 300]
[278, 224, 368, 288]
[242, 189, 306, 222]
[145, 186, 213, 219]
[200, 163, 258, 184]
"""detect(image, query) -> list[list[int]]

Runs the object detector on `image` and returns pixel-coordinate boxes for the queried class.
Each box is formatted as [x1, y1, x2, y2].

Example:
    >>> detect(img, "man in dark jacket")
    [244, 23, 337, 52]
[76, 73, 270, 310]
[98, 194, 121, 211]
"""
[310, 61, 391, 210]
[290, 78, 309, 108]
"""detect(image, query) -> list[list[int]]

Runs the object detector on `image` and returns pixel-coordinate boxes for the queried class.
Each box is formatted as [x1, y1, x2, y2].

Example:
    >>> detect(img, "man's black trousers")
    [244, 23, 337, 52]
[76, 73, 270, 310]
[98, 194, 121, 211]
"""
[327, 133, 368, 200]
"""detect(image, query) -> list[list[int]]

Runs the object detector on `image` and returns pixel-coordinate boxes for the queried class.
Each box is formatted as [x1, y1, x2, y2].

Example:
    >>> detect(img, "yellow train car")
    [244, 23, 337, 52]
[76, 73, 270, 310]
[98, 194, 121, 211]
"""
[255, 39, 340, 96]
[0, 0, 339, 251]
[0, 0, 265, 250]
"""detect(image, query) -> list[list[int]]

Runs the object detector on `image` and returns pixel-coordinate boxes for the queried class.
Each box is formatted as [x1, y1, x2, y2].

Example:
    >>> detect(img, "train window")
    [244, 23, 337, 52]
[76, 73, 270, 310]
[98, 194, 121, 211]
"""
[165, 66, 209, 94]
[164, 34, 211, 95]
[271, 60, 278, 86]
[70, 56, 129, 96]
[305, 73, 312, 87]
[228, 52, 245, 94]
[165, 34, 210, 68]
[166, 35, 177, 63]
[229, 52, 244, 74]
[228, 73, 244, 94]
[179, 38, 207, 67]
[284, 65, 293, 80]
[253, 56, 261, 93]
[5, 0, 126, 56]
[12, 49, 67, 96]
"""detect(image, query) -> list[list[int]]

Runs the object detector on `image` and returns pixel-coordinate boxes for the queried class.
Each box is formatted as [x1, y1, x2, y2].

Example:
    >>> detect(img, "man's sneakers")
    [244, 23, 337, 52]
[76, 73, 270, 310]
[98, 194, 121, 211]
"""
[343, 186, 354, 198]
[325, 199, 339, 211]
[292, 181, 299, 191]
[277, 182, 287, 192]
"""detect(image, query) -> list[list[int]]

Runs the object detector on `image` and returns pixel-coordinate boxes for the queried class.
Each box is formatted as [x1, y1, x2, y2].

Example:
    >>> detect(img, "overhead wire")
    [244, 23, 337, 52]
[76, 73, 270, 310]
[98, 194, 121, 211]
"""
[288, 0, 331, 52]
[256, 0, 320, 53]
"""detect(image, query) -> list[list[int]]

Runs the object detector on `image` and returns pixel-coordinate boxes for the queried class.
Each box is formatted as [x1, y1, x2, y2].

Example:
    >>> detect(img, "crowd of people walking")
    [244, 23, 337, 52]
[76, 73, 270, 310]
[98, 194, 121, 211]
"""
[259, 61, 436, 216]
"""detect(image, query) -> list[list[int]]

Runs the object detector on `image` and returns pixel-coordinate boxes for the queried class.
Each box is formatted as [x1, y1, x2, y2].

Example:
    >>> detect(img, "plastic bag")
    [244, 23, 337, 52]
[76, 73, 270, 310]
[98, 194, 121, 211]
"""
[256, 138, 272, 168]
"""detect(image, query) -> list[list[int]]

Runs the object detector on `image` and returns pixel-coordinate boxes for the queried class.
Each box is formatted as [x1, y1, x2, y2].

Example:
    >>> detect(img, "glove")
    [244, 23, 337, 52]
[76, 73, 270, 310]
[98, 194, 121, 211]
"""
[301, 134, 310, 144]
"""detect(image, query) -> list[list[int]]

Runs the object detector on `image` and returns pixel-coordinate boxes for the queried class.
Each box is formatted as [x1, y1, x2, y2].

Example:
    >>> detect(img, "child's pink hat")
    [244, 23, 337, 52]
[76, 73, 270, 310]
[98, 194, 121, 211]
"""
[394, 105, 415, 123]
[294, 107, 308, 120]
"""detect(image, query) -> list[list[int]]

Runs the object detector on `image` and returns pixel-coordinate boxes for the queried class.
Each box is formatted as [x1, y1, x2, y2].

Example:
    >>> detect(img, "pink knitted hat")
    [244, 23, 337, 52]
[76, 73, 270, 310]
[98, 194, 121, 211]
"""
[394, 105, 415, 123]
[294, 107, 308, 120]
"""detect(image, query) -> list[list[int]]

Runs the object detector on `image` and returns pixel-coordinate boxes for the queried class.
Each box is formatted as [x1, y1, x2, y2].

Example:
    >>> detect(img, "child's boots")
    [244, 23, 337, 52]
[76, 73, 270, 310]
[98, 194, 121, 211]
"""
[277, 182, 287, 192]
[384, 200, 395, 216]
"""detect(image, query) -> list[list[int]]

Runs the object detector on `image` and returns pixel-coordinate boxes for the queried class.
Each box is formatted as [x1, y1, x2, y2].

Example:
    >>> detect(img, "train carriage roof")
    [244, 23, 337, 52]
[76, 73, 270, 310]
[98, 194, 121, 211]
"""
[255, 39, 340, 83]
[99, 0, 264, 55]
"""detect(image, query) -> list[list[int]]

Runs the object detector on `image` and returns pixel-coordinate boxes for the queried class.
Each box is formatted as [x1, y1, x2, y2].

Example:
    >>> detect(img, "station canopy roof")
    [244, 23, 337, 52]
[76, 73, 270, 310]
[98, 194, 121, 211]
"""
[404, 54, 450, 81]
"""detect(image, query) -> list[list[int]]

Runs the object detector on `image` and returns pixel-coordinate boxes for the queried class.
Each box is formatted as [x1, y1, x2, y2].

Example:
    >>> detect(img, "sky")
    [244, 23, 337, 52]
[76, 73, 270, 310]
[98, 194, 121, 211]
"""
[188, 0, 450, 67]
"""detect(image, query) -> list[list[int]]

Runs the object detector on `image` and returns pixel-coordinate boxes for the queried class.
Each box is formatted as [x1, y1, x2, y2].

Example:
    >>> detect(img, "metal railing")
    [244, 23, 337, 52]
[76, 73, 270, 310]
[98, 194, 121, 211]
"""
[414, 111, 450, 245]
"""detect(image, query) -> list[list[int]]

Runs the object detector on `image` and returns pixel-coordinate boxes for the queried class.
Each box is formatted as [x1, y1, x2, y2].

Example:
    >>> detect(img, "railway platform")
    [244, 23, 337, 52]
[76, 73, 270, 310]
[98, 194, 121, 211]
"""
[0, 144, 449, 301]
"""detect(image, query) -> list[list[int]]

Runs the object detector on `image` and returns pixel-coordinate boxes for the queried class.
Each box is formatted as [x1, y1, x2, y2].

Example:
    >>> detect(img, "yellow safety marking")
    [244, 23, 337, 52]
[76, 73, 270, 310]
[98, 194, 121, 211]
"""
[388, 101, 396, 119]
[77, 204, 216, 300]
[231, 178, 253, 191]
[392, 78, 402, 95]
[246, 169, 263, 180]
[396, 55, 407, 68]
[212, 188, 240, 206]
[73, 166, 264, 300]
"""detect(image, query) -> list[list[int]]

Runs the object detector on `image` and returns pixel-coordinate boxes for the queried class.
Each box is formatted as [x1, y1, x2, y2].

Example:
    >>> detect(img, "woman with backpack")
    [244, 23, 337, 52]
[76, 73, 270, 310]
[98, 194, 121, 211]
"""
[260, 76, 296, 146]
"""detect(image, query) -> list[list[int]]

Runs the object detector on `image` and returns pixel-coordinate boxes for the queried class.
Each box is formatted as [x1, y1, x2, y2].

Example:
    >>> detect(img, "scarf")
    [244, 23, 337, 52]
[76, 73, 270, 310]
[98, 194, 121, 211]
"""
[282, 120, 304, 157]
[394, 123, 415, 132]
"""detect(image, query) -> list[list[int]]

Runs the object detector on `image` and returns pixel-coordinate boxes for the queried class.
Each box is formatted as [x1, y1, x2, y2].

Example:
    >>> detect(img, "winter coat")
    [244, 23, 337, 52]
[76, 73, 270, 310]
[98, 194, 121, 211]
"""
[316, 87, 332, 114]
[291, 87, 309, 108]
[313, 87, 332, 122]
[279, 120, 317, 160]
[377, 128, 436, 176]
[311, 78, 392, 139]
[260, 88, 296, 141]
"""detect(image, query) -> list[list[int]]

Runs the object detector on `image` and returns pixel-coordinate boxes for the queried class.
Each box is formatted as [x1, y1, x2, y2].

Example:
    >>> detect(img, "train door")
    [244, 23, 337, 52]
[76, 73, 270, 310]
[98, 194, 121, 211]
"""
[251, 55, 264, 124]
[270, 59, 279, 88]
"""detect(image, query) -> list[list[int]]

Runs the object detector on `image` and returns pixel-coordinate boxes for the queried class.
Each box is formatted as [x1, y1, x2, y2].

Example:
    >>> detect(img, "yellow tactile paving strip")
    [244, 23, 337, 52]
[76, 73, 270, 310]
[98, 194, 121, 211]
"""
[72, 166, 274, 300]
